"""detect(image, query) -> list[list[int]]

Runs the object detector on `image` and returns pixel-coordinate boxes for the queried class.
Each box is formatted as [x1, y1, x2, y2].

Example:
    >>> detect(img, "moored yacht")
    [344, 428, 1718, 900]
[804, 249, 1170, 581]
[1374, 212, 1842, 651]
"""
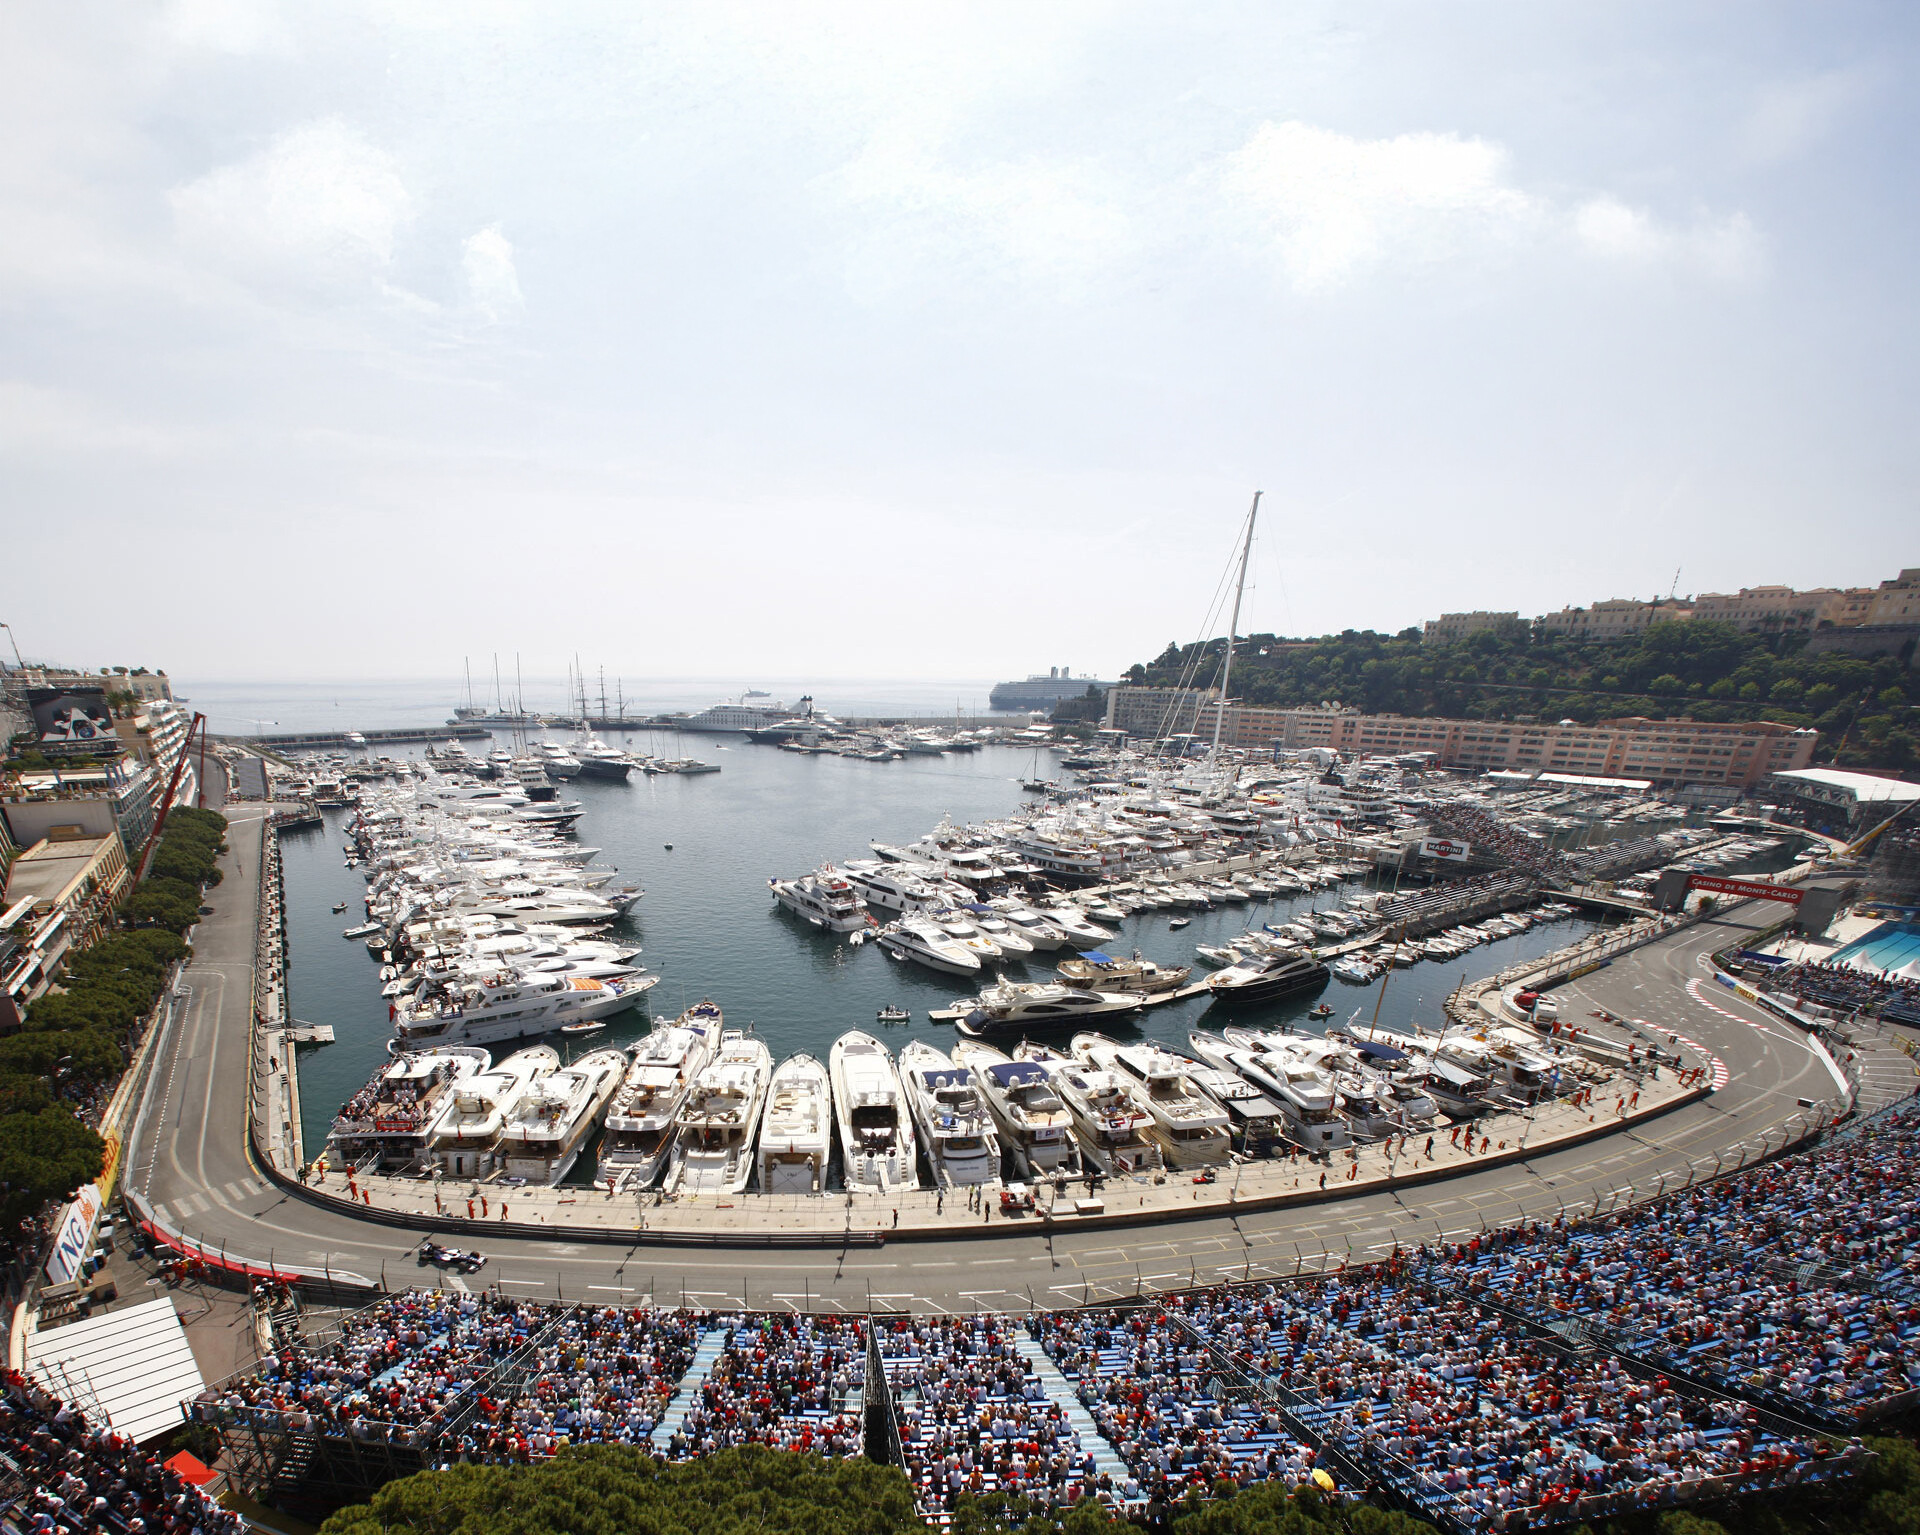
[1073, 1034, 1231, 1168]
[951, 1039, 1079, 1176]
[1205, 952, 1329, 1009]
[769, 867, 869, 932]
[952, 981, 1141, 1036]
[758, 1053, 832, 1194]
[877, 919, 983, 978]
[422, 1044, 560, 1178]
[667, 1030, 773, 1195]
[1056, 953, 1192, 995]
[1015, 1043, 1158, 1175]
[574, 735, 633, 780]
[325, 1046, 491, 1171]
[495, 1047, 626, 1184]
[596, 1020, 716, 1190]
[899, 1039, 1000, 1190]
[830, 1031, 920, 1193]
[393, 963, 657, 1048]
[1189, 1029, 1350, 1151]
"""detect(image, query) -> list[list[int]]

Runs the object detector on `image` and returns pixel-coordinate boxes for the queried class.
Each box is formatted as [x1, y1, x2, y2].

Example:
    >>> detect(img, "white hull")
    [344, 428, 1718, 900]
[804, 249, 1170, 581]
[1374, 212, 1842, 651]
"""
[899, 1039, 1000, 1191]
[758, 1053, 831, 1194]
[831, 1031, 920, 1193]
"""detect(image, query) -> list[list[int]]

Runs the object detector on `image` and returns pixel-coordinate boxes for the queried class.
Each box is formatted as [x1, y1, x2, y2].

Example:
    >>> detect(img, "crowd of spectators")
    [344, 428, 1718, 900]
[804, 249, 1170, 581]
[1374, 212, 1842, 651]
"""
[666, 1315, 864, 1459]
[1766, 958, 1920, 1025]
[4, 1370, 244, 1535]
[877, 1314, 1102, 1514]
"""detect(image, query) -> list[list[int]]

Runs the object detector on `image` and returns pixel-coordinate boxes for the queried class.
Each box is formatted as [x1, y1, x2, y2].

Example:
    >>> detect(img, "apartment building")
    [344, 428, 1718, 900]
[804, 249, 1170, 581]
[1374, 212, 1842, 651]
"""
[1103, 688, 1816, 789]
[1688, 586, 1839, 634]
[1536, 597, 1695, 641]
[1421, 611, 1525, 644]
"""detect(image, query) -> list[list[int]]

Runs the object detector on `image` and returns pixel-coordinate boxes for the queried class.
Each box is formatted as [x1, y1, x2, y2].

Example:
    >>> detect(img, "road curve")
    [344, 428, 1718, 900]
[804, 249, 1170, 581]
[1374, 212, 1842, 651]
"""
[124, 809, 1891, 1314]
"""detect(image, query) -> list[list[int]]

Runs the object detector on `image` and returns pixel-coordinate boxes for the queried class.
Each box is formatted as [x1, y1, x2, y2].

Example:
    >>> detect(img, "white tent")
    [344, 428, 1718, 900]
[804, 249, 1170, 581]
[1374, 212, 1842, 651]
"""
[25, 1298, 205, 1444]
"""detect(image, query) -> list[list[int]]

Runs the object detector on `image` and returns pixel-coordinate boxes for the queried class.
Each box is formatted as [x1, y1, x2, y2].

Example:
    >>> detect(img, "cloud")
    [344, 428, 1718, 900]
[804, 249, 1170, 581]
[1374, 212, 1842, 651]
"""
[1574, 196, 1763, 283]
[1221, 119, 1761, 293]
[170, 119, 411, 289]
[462, 225, 523, 321]
[1739, 69, 1871, 164]
[1219, 120, 1538, 292]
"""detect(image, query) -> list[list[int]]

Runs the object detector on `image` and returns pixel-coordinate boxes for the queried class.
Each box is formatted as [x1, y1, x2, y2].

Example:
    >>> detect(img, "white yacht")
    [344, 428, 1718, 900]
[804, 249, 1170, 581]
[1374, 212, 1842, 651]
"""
[667, 1030, 773, 1195]
[898, 1039, 1000, 1190]
[1186, 1060, 1288, 1157]
[983, 901, 1074, 950]
[830, 1031, 920, 1193]
[952, 981, 1141, 1037]
[951, 1039, 1079, 1176]
[596, 1020, 716, 1190]
[1073, 1034, 1231, 1169]
[758, 1053, 832, 1194]
[1193, 1029, 1350, 1151]
[393, 964, 657, 1048]
[1015, 1043, 1157, 1175]
[841, 861, 955, 914]
[931, 911, 1005, 963]
[769, 868, 869, 932]
[1034, 903, 1116, 946]
[495, 1047, 626, 1184]
[574, 735, 632, 780]
[1056, 953, 1192, 995]
[877, 919, 983, 978]
[536, 740, 583, 778]
[325, 1046, 491, 1170]
[422, 1045, 560, 1178]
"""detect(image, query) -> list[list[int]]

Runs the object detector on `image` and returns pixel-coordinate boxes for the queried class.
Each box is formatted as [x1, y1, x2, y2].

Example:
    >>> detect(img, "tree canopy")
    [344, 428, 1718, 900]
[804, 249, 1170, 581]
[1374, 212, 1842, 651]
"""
[1132, 621, 1918, 773]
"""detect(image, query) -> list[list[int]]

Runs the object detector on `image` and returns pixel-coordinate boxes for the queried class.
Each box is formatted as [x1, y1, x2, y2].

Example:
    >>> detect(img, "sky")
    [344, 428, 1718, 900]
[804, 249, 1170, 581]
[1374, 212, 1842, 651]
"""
[2, 2, 1915, 686]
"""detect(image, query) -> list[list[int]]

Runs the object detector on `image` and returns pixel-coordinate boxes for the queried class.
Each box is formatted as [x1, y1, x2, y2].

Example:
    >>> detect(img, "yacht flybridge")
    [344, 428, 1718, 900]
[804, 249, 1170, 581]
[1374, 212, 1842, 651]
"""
[769, 867, 870, 932]
[1073, 1034, 1230, 1168]
[831, 1031, 920, 1193]
[951, 1039, 1079, 1176]
[1016, 1043, 1158, 1175]
[422, 1045, 560, 1178]
[325, 1046, 490, 1171]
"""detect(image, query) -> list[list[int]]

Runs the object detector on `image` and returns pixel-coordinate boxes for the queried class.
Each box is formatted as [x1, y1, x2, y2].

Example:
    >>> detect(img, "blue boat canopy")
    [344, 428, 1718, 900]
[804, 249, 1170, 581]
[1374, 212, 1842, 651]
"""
[1351, 1039, 1408, 1063]
[1077, 949, 1114, 964]
[988, 1061, 1050, 1088]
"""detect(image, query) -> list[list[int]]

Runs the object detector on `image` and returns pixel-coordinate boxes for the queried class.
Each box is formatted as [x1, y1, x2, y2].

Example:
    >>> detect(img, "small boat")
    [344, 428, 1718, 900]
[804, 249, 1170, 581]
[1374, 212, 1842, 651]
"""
[664, 844, 673, 851]
[559, 1020, 607, 1036]
[332, 901, 349, 914]
[877, 1005, 910, 1024]
[342, 922, 383, 940]
[1308, 1004, 1334, 1020]
[1168, 917, 1191, 931]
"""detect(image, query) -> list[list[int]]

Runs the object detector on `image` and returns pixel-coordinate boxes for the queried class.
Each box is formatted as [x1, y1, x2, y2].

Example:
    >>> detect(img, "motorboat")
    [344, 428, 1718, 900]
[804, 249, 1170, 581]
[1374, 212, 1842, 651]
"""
[899, 1039, 1000, 1190]
[1189, 1030, 1349, 1151]
[876, 1005, 911, 1025]
[831, 1030, 920, 1193]
[952, 981, 1141, 1036]
[495, 1047, 626, 1184]
[573, 735, 633, 780]
[1034, 903, 1116, 946]
[1205, 953, 1329, 1009]
[535, 740, 583, 778]
[667, 1030, 773, 1195]
[1016, 1043, 1158, 1175]
[596, 1020, 715, 1190]
[1073, 1034, 1230, 1168]
[842, 861, 956, 914]
[1055, 952, 1191, 995]
[393, 963, 657, 1048]
[1185, 1060, 1287, 1157]
[983, 901, 1075, 951]
[877, 919, 983, 978]
[325, 1046, 490, 1170]
[769, 867, 870, 933]
[964, 909, 1035, 956]
[931, 911, 1006, 963]
[952, 1039, 1079, 1176]
[758, 1053, 832, 1194]
[421, 1045, 561, 1178]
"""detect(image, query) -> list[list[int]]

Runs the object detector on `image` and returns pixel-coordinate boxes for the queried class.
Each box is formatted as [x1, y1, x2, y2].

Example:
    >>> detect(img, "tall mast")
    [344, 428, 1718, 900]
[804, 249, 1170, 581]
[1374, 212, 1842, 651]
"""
[464, 656, 474, 713]
[1210, 491, 1261, 761]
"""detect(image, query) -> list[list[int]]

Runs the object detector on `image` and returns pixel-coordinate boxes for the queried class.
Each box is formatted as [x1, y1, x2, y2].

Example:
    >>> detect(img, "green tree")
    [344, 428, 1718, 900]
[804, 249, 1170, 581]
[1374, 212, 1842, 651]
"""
[0, 1099, 104, 1230]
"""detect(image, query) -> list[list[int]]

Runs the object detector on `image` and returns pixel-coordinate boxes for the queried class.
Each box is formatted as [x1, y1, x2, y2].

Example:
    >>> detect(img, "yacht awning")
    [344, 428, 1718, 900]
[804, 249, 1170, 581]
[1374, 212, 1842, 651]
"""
[1076, 950, 1114, 963]
[1350, 1040, 1408, 1064]
[988, 1062, 1050, 1088]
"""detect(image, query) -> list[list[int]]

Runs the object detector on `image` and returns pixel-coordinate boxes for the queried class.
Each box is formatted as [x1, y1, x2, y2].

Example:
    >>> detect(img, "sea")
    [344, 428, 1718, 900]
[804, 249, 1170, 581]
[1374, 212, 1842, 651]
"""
[256, 680, 1799, 1178]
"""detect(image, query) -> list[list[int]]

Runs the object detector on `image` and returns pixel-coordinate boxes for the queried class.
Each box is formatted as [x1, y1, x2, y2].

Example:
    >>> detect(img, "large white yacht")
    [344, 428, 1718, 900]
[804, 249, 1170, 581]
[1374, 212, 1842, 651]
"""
[1072, 1034, 1231, 1169]
[898, 1039, 1000, 1191]
[1056, 953, 1192, 995]
[983, 900, 1075, 950]
[422, 1044, 560, 1178]
[877, 919, 983, 978]
[393, 964, 657, 1048]
[839, 861, 954, 915]
[1192, 1029, 1350, 1151]
[495, 1047, 626, 1184]
[830, 1031, 920, 1193]
[667, 1030, 773, 1195]
[952, 981, 1142, 1037]
[951, 1040, 1079, 1176]
[1014, 1043, 1158, 1175]
[758, 1053, 832, 1194]
[325, 1046, 490, 1171]
[535, 739, 583, 778]
[573, 735, 632, 780]
[769, 868, 869, 933]
[596, 1020, 716, 1190]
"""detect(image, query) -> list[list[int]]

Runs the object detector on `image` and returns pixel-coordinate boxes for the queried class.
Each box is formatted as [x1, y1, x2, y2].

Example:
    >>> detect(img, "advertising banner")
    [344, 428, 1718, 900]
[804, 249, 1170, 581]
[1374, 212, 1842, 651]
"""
[1689, 874, 1803, 906]
[44, 1184, 102, 1286]
[27, 686, 115, 757]
[1419, 837, 1472, 863]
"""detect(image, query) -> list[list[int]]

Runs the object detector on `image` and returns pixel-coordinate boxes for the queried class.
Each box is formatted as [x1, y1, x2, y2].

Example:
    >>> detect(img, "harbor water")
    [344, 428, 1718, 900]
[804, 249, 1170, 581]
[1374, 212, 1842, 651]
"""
[279, 731, 1658, 1175]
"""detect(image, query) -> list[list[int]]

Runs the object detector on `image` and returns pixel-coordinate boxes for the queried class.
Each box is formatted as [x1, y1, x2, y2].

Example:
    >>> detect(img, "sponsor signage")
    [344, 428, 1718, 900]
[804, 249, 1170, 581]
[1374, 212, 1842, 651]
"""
[1688, 874, 1803, 906]
[1420, 838, 1472, 863]
[44, 1183, 102, 1286]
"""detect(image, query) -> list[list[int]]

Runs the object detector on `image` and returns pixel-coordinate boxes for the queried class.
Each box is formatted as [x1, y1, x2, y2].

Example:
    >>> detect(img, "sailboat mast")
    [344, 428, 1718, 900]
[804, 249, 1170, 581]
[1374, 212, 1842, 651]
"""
[1210, 491, 1262, 760]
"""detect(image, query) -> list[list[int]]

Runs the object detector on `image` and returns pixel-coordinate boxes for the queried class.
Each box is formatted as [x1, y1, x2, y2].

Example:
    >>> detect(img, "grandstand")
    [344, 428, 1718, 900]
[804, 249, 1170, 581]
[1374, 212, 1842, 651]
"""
[115, 1094, 1920, 1532]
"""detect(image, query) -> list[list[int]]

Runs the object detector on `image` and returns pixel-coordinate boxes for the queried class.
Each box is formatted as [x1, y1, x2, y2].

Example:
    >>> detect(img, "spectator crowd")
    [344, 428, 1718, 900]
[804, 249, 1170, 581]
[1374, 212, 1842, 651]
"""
[667, 1315, 864, 1459]
[1767, 957, 1920, 1026]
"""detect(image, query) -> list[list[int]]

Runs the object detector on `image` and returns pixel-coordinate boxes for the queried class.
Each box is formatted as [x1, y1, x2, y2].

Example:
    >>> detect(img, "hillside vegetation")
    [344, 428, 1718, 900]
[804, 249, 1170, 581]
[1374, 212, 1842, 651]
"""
[1129, 621, 1917, 773]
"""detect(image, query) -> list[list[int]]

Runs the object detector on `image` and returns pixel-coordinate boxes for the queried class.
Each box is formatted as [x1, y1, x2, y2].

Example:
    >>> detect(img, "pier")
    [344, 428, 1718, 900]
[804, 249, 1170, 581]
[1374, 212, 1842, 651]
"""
[227, 725, 493, 749]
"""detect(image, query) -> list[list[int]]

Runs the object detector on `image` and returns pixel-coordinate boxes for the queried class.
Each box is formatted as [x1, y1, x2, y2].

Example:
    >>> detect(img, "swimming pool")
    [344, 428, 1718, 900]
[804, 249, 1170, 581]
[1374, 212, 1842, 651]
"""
[1830, 921, 1920, 975]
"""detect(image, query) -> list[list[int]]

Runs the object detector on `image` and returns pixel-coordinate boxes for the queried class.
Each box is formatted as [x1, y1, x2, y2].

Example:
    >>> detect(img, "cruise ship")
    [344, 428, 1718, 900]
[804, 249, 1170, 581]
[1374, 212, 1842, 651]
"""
[988, 668, 1116, 712]
[675, 698, 797, 733]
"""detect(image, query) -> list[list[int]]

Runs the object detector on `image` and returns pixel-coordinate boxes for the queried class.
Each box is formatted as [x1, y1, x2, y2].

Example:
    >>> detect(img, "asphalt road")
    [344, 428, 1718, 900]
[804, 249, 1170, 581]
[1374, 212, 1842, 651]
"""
[126, 818, 1902, 1317]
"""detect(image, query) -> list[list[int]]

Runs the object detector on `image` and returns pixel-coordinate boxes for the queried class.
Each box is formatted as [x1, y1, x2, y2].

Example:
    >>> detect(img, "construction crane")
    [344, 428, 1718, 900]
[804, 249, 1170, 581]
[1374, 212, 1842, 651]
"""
[133, 711, 208, 884]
